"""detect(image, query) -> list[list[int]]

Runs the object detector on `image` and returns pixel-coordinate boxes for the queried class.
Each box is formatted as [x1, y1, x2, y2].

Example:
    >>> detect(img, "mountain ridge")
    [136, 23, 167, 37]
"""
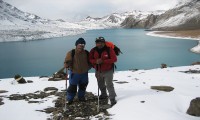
[1, 0, 200, 42]
[151, 0, 200, 30]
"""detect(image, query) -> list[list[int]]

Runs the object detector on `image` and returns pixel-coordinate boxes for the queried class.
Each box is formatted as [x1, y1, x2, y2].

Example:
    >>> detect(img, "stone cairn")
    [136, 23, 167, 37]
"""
[48, 67, 67, 81]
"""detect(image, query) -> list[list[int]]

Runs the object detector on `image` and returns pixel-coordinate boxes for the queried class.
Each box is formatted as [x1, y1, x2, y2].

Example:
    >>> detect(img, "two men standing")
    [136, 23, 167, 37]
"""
[64, 37, 117, 106]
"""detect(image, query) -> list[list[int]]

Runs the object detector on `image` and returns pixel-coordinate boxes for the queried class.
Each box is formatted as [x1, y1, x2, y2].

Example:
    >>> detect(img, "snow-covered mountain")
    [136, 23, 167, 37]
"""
[1, 0, 199, 42]
[120, 11, 164, 28]
[0, 0, 85, 42]
[151, 0, 200, 30]
[76, 10, 164, 29]
[76, 13, 125, 29]
[0, 0, 51, 25]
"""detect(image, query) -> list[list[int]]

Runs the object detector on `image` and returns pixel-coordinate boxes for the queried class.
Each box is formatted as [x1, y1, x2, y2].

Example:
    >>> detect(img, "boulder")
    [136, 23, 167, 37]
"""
[187, 97, 200, 116]
[14, 74, 27, 84]
[0, 90, 8, 94]
[8, 94, 26, 100]
[0, 98, 4, 105]
[151, 86, 174, 92]
[192, 62, 200, 65]
[161, 64, 167, 68]
[27, 80, 33, 83]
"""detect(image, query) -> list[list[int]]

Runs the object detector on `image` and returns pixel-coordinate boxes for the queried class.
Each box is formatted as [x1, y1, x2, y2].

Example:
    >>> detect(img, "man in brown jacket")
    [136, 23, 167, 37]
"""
[64, 38, 90, 105]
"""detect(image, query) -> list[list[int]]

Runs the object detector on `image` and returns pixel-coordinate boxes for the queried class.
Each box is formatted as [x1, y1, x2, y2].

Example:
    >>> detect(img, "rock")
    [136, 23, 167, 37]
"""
[44, 87, 58, 92]
[6, 87, 110, 119]
[8, 90, 58, 101]
[14, 74, 27, 84]
[161, 64, 167, 68]
[27, 80, 33, 83]
[187, 97, 200, 116]
[192, 62, 200, 65]
[28, 101, 41, 103]
[0, 98, 4, 105]
[43, 107, 56, 113]
[151, 86, 174, 92]
[129, 69, 138, 72]
[121, 14, 158, 29]
[183, 69, 200, 74]
[115, 81, 129, 84]
[0, 90, 8, 94]
[8, 94, 26, 100]
[39, 76, 49, 78]
[48, 92, 111, 120]
[0, 102, 4, 105]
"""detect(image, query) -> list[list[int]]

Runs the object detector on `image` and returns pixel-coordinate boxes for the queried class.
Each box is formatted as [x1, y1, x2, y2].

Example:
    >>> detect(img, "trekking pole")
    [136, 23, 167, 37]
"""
[63, 68, 68, 112]
[97, 83, 100, 113]
[97, 64, 100, 113]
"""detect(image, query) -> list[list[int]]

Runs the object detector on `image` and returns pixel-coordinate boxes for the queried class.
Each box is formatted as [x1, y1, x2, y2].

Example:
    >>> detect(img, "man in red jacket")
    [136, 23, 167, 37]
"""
[89, 37, 117, 106]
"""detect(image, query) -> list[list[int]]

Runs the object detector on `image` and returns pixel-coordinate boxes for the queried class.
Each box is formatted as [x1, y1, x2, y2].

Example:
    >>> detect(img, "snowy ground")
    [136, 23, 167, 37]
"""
[0, 65, 200, 120]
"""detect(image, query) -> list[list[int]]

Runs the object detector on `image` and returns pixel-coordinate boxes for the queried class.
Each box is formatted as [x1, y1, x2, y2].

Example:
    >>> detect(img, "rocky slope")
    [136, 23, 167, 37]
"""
[120, 0, 200, 31]
[121, 13, 159, 28]
[151, 0, 200, 30]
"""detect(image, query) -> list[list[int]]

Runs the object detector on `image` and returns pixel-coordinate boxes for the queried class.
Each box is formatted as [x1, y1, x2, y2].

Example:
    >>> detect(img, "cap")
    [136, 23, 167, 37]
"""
[75, 38, 86, 46]
[95, 36, 105, 43]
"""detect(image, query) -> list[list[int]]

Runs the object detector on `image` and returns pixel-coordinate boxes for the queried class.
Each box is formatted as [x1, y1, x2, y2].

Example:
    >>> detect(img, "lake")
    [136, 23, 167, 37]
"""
[0, 29, 199, 78]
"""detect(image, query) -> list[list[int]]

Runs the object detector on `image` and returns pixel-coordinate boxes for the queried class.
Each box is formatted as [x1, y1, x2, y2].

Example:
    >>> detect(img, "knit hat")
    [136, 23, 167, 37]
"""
[95, 36, 105, 43]
[75, 38, 86, 46]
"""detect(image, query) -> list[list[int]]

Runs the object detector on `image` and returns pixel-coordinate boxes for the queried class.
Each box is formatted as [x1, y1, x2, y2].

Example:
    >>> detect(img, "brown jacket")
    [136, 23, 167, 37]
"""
[64, 49, 90, 74]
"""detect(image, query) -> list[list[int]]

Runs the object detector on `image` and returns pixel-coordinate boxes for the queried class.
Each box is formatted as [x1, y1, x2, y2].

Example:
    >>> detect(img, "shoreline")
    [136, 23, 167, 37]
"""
[146, 29, 200, 54]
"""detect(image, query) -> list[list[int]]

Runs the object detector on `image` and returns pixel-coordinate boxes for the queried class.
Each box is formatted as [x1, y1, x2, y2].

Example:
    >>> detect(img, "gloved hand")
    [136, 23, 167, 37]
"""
[96, 59, 103, 64]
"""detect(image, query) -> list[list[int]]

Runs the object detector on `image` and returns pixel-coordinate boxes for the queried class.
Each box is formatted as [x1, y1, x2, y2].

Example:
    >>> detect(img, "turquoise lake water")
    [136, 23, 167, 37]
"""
[0, 29, 199, 78]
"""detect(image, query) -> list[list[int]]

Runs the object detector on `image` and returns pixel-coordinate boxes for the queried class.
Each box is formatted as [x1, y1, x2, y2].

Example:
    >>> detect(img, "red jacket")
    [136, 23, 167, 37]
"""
[89, 46, 117, 72]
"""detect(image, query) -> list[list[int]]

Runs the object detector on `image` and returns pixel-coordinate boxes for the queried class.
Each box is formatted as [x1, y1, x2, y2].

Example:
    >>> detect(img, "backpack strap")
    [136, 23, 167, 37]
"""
[71, 49, 75, 70]
[84, 50, 91, 66]
[105, 46, 111, 59]
[105, 47, 116, 72]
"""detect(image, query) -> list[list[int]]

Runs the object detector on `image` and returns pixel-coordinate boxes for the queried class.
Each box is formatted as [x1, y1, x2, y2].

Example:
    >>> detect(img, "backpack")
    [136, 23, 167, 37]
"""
[71, 49, 90, 69]
[105, 41, 122, 56]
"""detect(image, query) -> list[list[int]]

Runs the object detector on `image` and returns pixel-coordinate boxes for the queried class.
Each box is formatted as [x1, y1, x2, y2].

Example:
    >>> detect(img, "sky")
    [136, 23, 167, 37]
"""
[5, 0, 179, 21]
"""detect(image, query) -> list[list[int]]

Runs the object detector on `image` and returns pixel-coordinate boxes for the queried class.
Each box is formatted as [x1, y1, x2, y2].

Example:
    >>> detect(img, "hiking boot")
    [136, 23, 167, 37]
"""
[79, 97, 86, 102]
[99, 95, 108, 99]
[110, 98, 117, 107]
[66, 101, 73, 105]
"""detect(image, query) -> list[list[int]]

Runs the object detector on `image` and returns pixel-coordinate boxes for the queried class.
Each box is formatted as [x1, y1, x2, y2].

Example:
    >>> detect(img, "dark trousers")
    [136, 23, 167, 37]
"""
[67, 71, 88, 101]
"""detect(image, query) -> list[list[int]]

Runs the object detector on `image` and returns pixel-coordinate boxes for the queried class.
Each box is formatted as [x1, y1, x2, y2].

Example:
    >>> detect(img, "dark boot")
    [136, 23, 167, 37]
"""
[66, 100, 73, 105]
[110, 98, 117, 106]
[99, 94, 108, 99]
